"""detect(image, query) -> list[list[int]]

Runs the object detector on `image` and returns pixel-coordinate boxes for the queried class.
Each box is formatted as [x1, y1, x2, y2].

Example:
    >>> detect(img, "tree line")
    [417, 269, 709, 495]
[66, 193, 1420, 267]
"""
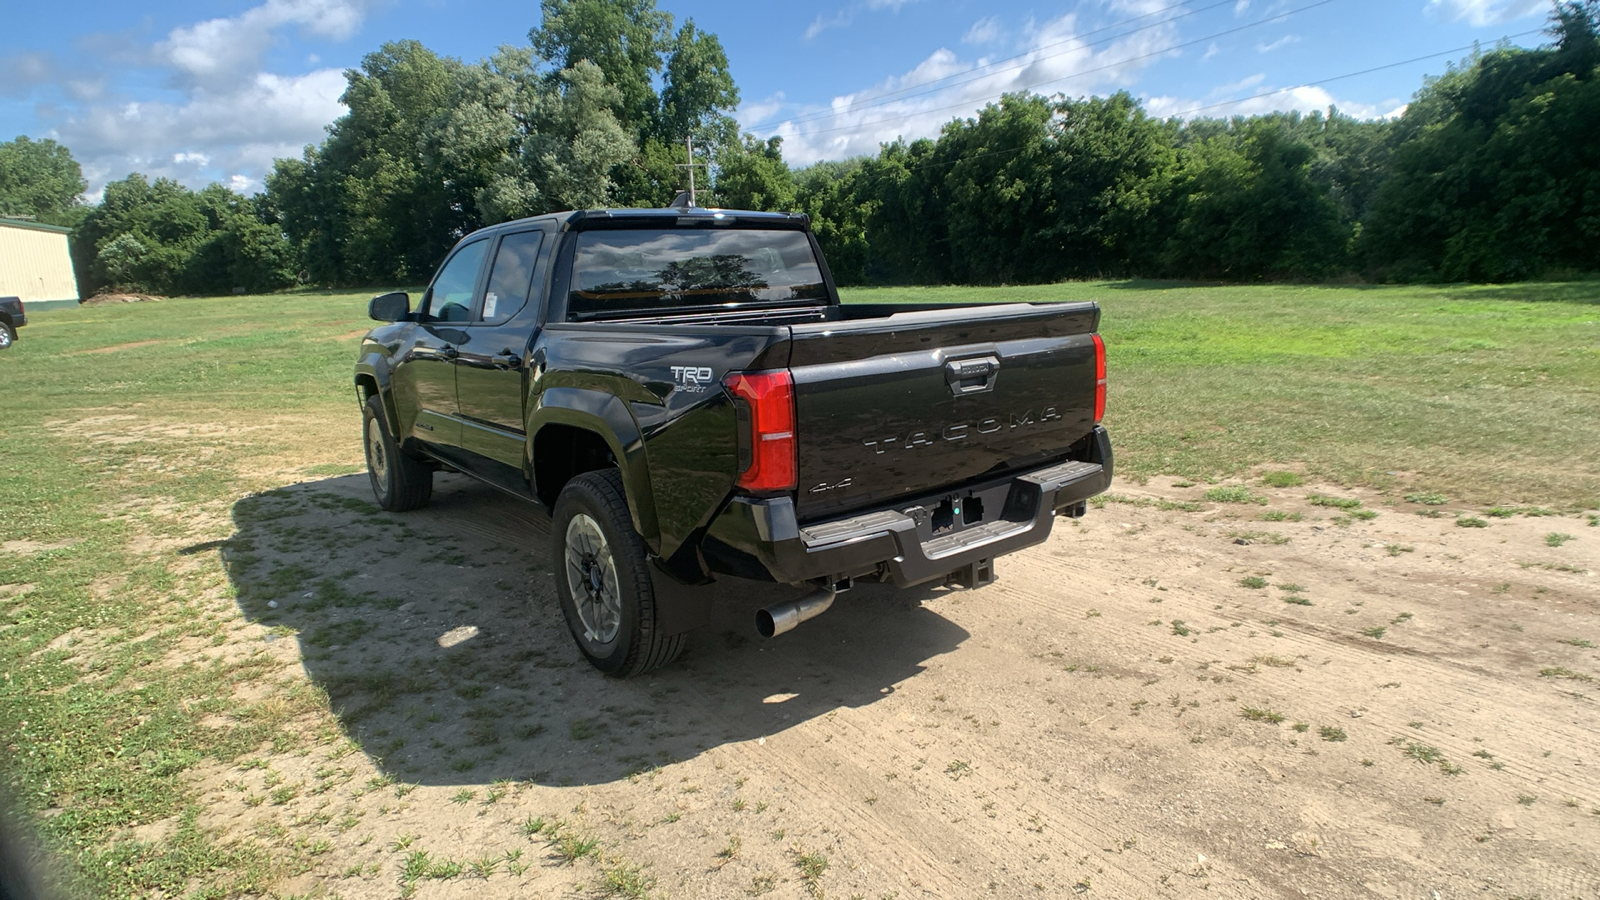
[1, 0, 1596, 296]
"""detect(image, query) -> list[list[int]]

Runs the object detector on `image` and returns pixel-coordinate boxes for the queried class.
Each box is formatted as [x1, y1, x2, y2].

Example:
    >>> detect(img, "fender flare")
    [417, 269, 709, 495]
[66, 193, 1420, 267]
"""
[530, 387, 661, 550]
[354, 355, 398, 433]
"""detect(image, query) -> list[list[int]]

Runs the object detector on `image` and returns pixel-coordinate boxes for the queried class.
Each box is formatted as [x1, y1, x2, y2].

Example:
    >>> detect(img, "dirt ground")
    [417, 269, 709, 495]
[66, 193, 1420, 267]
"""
[183, 473, 1599, 899]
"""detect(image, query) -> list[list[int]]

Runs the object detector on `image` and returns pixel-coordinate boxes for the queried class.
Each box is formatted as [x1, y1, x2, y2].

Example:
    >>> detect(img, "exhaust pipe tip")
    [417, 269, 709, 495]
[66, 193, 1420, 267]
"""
[756, 589, 837, 639]
[755, 607, 781, 639]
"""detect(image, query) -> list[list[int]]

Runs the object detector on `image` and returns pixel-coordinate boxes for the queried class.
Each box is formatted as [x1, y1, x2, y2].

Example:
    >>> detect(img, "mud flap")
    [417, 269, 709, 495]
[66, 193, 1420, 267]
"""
[649, 557, 713, 636]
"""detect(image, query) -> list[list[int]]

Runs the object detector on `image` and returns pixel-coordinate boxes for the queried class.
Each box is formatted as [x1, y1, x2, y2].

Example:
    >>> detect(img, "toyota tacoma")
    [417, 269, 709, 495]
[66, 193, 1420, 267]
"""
[355, 203, 1112, 676]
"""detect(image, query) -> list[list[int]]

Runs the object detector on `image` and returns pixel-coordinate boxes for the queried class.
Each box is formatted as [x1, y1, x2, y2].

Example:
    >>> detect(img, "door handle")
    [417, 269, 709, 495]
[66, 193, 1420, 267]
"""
[494, 351, 522, 370]
[945, 356, 999, 395]
[441, 347, 459, 361]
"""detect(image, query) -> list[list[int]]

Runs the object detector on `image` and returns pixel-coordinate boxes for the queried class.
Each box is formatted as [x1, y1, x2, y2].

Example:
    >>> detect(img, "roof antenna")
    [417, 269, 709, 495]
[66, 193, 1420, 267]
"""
[672, 136, 708, 208]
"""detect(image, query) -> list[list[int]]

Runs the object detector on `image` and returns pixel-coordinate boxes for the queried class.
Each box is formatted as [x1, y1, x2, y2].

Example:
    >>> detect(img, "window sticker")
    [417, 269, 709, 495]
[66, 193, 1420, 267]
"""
[483, 292, 498, 319]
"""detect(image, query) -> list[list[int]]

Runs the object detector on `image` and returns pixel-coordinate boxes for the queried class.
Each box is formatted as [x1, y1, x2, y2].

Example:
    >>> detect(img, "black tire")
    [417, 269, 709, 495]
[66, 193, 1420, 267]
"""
[0, 323, 14, 350]
[551, 468, 686, 677]
[362, 394, 432, 511]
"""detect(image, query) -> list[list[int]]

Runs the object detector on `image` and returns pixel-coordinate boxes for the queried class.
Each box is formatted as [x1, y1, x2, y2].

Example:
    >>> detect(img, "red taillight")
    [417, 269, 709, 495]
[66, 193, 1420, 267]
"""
[726, 370, 797, 493]
[1093, 334, 1107, 424]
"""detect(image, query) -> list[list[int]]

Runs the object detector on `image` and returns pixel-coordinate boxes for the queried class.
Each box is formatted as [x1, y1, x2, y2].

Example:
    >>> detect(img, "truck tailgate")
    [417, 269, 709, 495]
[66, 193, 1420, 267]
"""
[787, 302, 1102, 522]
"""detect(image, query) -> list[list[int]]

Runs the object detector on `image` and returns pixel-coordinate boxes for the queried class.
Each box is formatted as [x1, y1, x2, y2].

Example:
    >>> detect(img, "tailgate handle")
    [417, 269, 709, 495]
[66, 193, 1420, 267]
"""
[945, 356, 999, 395]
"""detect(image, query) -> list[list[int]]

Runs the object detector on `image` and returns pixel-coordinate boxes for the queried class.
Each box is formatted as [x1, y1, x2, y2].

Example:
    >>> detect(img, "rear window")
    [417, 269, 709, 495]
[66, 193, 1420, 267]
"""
[569, 228, 827, 316]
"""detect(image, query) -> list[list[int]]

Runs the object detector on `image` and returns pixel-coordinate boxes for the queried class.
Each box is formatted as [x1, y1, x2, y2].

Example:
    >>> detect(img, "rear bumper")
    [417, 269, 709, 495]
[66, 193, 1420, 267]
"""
[704, 426, 1113, 588]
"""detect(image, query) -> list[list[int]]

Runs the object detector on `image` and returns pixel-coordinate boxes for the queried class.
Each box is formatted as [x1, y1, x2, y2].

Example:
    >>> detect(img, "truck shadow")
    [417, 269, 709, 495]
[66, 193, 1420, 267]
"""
[214, 473, 967, 787]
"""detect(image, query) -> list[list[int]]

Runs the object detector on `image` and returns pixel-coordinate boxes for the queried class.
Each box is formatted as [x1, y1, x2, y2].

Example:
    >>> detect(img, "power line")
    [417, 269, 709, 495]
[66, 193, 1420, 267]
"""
[741, 0, 1239, 133]
[1164, 29, 1545, 117]
[771, 0, 1341, 140]
[873, 30, 1546, 177]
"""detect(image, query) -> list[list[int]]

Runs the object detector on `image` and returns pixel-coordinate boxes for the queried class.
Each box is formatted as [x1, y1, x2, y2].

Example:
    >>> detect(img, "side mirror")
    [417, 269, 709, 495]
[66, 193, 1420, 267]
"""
[368, 291, 410, 322]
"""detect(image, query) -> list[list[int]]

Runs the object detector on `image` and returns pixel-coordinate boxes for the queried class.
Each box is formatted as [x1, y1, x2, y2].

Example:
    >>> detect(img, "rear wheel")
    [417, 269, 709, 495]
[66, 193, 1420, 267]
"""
[363, 395, 432, 511]
[0, 323, 14, 350]
[551, 469, 685, 677]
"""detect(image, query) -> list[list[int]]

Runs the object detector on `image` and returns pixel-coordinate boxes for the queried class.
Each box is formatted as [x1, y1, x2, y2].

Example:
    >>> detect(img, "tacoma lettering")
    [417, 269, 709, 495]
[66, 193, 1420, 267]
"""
[863, 408, 1062, 454]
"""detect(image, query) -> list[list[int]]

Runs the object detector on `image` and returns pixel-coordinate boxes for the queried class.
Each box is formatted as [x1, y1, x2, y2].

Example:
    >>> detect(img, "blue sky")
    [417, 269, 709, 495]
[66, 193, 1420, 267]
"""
[0, 0, 1557, 197]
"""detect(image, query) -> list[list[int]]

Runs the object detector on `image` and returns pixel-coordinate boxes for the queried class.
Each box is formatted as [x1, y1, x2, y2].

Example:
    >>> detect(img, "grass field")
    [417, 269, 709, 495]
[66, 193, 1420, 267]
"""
[0, 279, 1596, 897]
[856, 280, 1600, 509]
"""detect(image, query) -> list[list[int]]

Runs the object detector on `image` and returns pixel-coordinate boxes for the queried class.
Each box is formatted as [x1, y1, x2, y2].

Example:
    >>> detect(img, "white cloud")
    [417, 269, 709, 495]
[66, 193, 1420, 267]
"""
[738, 92, 788, 126]
[804, 11, 854, 41]
[1256, 35, 1301, 53]
[1201, 42, 1222, 62]
[1143, 85, 1407, 121]
[804, 0, 918, 40]
[963, 17, 1004, 46]
[1105, 0, 1178, 13]
[59, 68, 348, 196]
[161, 0, 368, 89]
[1425, 0, 1547, 26]
[760, 11, 1182, 165]
[1211, 73, 1268, 96]
[0, 52, 56, 98]
[16, 0, 368, 195]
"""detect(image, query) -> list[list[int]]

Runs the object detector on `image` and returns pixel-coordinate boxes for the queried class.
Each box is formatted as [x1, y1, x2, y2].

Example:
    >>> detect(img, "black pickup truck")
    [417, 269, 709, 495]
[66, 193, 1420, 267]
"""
[355, 205, 1112, 676]
[0, 297, 24, 350]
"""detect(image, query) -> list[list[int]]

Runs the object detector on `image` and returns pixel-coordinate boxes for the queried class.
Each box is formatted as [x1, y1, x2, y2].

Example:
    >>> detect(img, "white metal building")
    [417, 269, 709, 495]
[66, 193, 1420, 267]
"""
[0, 217, 80, 305]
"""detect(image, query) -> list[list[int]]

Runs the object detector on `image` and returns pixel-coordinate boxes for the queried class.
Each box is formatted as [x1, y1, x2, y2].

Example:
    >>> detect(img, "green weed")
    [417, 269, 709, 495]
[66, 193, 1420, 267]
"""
[1307, 494, 1363, 510]
[1205, 486, 1266, 504]
[793, 848, 829, 898]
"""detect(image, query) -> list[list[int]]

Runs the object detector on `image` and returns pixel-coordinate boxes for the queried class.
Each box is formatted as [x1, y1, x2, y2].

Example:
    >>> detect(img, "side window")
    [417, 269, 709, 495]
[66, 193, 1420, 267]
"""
[479, 231, 545, 325]
[426, 239, 489, 323]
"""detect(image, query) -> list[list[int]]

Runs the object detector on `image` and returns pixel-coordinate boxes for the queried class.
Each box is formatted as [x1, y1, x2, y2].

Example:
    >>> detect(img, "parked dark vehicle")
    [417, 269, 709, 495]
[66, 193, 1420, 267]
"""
[355, 205, 1112, 676]
[0, 297, 24, 350]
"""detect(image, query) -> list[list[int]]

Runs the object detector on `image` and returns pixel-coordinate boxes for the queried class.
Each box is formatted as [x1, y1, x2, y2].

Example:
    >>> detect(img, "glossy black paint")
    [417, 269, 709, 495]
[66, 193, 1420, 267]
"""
[354, 207, 1113, 632]
[368, 291, 409, 322]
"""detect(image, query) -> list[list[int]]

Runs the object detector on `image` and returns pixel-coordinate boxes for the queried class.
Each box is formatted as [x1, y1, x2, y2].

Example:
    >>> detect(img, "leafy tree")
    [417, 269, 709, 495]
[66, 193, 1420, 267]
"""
[75, 175, 209, 292]
[1550, 0, 1600, 72]
[73, 175, 293, 295]
[713, 136, 795, 210]
[270, 40, 463, 284]
[531, 0, 672, 135]
[181, 186, 297, 293]
[937, 93, 1059, 283]
[659, 19, 739, 147]
[1160, 121, 1351, 279]
[269, 5, 748, 282]
[427, 50, 635, 223]
[858, 138, 947, 283]
[1363, 2, 1600, 280]
[1044, 92, 1177, 276]
[0, 136, 86, 225]
[523, 61, 639, 210]
[793, 159, 869, 283]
